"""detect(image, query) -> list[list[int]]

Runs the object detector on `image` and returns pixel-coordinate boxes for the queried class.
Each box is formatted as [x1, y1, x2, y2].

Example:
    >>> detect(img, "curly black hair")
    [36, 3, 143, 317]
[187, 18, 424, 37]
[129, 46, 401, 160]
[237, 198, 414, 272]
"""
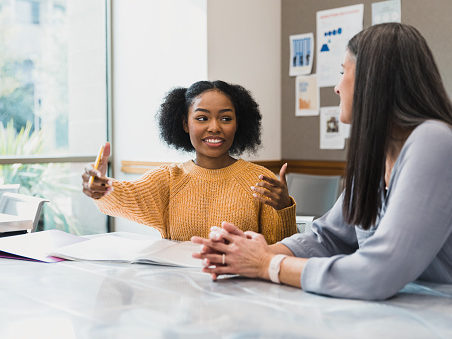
[158, 80, 262, 155]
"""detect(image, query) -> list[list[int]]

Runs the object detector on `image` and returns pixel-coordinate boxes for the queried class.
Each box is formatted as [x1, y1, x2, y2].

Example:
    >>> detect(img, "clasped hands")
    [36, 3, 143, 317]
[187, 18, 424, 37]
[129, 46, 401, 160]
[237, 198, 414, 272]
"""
[191, 221, 273, 281]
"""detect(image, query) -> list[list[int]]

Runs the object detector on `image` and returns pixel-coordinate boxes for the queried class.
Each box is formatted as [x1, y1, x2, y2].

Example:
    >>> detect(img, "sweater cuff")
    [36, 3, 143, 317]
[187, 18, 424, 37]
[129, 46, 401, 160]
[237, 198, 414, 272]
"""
[276, 196, 297, 235]
[93, 180, 122, 214]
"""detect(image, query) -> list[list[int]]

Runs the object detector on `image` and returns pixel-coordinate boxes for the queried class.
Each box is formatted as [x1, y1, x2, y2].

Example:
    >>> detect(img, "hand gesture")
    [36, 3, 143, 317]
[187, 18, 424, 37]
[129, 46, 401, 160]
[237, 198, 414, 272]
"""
[251, 163, 292, 210]
[82, 142, 113, 200]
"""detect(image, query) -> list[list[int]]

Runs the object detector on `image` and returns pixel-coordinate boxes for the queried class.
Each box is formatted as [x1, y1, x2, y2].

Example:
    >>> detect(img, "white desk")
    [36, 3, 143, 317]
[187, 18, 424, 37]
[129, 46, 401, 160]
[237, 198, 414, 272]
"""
[1, 259, 451, 338]
[0, 213, 33, 232]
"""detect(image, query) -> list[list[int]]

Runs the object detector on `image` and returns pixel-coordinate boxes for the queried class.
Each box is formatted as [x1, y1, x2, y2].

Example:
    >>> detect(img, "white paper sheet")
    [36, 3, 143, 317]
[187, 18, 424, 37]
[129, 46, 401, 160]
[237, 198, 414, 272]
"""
[289, 33, 314, 76]
[50, 232, 202, 268]
[316, 4, 363, 87]
[320, 106, 350, 149]
[372, 0, 401, 25]
[0, 230, 86, 262]
[295, 74, 319, 116]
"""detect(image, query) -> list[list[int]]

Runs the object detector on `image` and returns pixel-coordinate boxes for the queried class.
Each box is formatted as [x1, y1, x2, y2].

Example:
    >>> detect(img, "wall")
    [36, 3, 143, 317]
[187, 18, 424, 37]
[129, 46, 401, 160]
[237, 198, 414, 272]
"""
[207, 0, 281, 161]
[281, 0, 452, 161]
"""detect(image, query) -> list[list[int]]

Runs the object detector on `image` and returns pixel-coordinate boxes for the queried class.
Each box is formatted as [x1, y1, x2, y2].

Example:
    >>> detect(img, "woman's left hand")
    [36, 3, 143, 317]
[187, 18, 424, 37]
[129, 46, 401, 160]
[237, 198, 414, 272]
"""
[252, 163, 292, 210]
[192, 225, 273, 280]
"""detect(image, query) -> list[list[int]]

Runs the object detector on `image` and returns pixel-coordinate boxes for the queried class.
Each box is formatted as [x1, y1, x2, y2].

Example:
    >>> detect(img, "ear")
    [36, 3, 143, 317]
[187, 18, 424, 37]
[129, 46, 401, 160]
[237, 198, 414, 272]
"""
[183, 118, 188, 133]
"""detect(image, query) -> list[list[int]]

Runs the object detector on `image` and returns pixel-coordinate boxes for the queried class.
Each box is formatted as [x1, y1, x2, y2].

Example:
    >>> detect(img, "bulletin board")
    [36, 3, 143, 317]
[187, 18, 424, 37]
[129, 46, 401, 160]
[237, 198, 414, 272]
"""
[281, 0, 452, 161]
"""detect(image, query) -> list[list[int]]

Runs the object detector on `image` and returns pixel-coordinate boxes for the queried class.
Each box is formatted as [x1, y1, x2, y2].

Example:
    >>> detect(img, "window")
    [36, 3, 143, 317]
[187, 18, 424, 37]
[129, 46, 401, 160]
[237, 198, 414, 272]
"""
[0, 0, 109, 234]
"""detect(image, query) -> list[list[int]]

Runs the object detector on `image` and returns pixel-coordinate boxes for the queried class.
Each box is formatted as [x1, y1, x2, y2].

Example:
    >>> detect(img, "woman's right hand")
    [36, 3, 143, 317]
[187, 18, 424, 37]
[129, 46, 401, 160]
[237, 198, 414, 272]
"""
[82, 142, 113, 200]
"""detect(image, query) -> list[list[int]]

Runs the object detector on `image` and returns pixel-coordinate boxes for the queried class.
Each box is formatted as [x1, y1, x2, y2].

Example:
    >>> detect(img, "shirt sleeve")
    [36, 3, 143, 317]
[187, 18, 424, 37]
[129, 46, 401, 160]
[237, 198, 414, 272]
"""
[300, 122, 452, 300]
[280, 193, 358, 258]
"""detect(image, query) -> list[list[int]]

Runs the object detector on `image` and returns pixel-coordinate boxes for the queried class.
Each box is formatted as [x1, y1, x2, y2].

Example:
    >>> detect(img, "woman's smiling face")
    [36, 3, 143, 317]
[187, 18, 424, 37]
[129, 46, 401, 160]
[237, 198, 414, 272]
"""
[184, 90, 237, 169]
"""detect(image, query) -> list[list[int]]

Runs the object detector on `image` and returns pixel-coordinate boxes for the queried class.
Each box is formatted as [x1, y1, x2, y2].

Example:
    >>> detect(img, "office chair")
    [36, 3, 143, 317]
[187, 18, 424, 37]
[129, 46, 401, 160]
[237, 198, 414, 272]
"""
[287, 173, 341, 218]
[0, 192, 49, 232]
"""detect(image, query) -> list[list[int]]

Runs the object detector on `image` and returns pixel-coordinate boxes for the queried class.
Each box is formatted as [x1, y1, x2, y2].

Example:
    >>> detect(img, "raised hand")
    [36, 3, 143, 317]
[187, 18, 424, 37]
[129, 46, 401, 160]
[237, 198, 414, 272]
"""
[251, 163, 292, 210]
[82, 142, 113, 200]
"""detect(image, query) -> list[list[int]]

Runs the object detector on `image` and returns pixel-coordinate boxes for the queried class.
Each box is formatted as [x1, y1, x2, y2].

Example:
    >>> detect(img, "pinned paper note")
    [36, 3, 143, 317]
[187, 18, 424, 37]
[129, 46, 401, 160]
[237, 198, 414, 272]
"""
[289, 33, 314, 76]
[316, 4, 364, 87]
[320, 106, 350, 149]
[295, 74, 319, 116]
[372, 0, 401, 25]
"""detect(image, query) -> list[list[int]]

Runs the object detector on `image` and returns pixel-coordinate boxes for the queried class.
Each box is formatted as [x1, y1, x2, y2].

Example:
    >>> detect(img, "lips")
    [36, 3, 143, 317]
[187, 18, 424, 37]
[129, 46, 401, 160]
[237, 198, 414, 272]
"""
[202, 137, 225, 147]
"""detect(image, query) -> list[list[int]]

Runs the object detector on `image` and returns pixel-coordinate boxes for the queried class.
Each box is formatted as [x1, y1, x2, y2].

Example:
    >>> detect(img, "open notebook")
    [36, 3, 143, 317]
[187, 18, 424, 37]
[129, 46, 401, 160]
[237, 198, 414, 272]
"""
[50, 233, 202, 268]
[0, 230, 202, 268]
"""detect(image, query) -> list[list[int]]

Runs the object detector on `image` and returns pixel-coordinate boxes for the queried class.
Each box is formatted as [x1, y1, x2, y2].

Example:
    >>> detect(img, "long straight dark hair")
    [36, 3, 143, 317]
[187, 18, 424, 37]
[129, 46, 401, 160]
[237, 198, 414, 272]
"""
[343, 23, 452, 229]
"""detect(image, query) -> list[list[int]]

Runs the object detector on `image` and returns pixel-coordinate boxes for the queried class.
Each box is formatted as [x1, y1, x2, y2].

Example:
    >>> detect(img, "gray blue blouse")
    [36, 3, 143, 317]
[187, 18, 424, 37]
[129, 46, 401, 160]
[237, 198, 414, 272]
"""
[281, 120, 452, 300]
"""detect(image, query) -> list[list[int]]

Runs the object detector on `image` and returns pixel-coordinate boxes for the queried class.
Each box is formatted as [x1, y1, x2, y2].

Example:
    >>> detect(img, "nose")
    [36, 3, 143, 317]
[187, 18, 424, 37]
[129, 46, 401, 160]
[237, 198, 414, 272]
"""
[334, 85, 340, 95]
[207, 119, 220, 133]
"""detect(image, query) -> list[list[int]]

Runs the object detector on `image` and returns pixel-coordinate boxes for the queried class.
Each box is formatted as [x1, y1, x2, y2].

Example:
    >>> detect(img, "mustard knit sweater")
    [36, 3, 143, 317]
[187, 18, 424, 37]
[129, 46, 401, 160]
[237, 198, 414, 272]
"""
[95, 159, 297, 244]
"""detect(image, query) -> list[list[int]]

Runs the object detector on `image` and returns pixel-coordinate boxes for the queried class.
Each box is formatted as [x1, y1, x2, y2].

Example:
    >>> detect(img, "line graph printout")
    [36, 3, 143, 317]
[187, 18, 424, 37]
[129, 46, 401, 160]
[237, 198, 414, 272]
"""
[316, 4, 363, 87]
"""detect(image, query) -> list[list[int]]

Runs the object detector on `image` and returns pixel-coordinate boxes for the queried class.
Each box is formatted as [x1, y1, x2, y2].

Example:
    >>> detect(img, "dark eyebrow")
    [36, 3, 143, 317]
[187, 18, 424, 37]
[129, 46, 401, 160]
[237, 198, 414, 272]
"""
[194, 108, 233, 113]
[194, 108, 210, 113]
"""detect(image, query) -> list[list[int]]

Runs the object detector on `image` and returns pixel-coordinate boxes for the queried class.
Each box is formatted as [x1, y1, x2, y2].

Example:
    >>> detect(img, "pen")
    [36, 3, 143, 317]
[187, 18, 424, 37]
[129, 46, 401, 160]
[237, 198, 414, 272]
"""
[89, 145, 105, 187]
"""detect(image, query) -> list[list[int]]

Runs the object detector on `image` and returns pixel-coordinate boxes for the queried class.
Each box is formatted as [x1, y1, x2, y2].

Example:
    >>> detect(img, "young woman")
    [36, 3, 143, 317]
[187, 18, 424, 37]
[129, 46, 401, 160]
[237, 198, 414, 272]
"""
[82, 80, 297, 243]
[192, 23, 452, 300]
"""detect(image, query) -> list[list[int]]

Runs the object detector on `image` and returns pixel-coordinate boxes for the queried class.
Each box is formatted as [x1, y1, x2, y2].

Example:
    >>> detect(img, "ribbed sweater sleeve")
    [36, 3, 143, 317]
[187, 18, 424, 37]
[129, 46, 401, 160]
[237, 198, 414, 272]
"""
[93, 159, 296, 243]
[242, 166, 297, 244]
[229, 162, 296, 243]
[94, 166, 170, 238]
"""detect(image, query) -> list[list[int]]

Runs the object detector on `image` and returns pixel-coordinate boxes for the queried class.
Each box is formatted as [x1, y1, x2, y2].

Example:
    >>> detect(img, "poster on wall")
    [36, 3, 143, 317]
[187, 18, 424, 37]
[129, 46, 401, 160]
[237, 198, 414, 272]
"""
[372, 0, 401, 25]
[295, 74, 319, 116]
[320, 106, 349, 149]
[289, 33, 314, 76]
[316, 4, 364, 87]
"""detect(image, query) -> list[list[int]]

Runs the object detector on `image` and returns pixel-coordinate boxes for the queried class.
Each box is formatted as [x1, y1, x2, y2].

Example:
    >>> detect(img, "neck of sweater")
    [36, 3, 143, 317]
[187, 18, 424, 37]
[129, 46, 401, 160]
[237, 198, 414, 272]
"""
[184, 159, 245, 180]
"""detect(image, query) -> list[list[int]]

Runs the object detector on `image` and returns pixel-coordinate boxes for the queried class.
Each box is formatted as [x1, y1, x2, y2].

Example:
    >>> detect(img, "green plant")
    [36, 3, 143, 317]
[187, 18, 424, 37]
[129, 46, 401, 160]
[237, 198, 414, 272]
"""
[0, 119, 82, 234]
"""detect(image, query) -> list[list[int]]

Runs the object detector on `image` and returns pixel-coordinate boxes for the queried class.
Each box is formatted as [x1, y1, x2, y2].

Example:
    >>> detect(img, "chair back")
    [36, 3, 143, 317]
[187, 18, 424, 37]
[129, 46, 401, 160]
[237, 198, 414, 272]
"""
[0, 184, 20, 200]
[0, 193, 49, 232]
[287, 173, 341, 218]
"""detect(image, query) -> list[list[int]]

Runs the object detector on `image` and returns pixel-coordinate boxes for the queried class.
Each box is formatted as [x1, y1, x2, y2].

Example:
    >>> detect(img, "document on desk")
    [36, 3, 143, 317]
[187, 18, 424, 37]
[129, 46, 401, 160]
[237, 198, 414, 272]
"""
[49, 233, 202, 268]
[0, 229, 87, 262]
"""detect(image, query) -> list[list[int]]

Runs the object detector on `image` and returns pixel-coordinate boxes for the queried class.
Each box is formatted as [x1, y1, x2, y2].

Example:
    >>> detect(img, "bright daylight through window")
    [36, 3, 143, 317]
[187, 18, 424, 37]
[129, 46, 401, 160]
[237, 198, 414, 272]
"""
[0, 0, 108, 234]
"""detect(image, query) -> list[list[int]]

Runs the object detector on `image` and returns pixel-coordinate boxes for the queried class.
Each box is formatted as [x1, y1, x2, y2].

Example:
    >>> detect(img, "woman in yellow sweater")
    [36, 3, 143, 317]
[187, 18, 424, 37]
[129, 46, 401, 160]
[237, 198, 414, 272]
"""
[82, 80, 296, 243]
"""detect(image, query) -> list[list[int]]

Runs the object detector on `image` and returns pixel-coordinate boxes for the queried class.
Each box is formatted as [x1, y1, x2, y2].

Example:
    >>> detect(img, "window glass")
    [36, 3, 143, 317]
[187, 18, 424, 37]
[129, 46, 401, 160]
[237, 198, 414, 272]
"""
[0, 0, 108, 234]
[0, 162, 107, 234]
[0, 0, 107, 155]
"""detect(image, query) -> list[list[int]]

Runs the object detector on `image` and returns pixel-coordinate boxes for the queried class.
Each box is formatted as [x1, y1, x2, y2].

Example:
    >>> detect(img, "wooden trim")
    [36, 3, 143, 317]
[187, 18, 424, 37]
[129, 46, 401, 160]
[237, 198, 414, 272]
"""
[285, 160, 346, 176]
[253, 160, 284, 174]
[121, 160, 172, 174]
[120, 159, 346, 177]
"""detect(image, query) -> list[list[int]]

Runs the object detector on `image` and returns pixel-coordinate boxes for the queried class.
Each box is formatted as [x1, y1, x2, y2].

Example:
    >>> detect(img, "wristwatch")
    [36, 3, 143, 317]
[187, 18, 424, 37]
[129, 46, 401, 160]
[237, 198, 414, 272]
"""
[268, 254, 287, 284]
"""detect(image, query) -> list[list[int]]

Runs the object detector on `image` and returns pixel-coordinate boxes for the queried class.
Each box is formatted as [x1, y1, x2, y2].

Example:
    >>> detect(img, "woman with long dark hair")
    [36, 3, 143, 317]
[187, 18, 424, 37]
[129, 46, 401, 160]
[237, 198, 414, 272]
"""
[192, 23, 452, 300]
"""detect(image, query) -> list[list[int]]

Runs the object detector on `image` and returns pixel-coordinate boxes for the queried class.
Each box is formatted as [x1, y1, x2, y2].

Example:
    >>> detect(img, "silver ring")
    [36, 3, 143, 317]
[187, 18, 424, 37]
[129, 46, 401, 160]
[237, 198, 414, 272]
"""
[222, 253, 226, 265]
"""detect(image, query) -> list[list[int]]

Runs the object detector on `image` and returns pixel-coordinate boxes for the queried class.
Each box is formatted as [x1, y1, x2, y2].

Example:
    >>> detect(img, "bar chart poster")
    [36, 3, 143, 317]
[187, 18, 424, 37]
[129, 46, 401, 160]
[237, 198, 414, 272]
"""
[289, 33, 314, 76]
[295, 74, 319, 116]
[316, 4, 363, 87]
